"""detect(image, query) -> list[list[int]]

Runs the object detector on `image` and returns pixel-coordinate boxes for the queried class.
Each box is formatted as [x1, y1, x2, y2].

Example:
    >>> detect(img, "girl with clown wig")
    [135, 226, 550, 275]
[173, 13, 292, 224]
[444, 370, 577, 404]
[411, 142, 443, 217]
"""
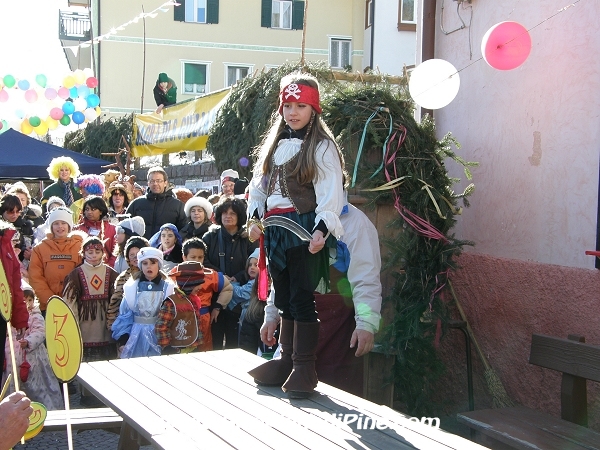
[41, 156, 82, 212]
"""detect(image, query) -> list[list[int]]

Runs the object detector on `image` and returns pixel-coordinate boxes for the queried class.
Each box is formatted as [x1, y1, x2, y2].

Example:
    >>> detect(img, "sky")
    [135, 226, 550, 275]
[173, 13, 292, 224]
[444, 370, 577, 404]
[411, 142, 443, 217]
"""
[0, 0, 85, 137]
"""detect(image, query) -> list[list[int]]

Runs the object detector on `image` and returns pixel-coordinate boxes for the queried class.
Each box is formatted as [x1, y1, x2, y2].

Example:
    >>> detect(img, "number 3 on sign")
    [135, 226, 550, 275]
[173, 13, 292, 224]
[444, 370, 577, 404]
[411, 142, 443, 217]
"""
[45, 296, 83, 382]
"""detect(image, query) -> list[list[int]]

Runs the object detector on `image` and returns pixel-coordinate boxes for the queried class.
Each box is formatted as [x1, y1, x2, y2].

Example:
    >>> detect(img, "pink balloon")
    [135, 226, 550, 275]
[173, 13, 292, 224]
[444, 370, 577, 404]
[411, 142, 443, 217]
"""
[45, 88, 58, 100]
[58, 87, 70, 99]
[86, 77, 98, 88]
[50, 107, 64, 120]
[482, 21, 531, 70]
[25, 89, 38, 103]
[0, 89, 8, 103]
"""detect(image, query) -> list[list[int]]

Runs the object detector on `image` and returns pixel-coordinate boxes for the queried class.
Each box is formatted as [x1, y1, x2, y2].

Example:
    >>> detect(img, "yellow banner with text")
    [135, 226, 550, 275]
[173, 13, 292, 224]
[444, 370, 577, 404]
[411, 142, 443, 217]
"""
[132, 88, 230, 157]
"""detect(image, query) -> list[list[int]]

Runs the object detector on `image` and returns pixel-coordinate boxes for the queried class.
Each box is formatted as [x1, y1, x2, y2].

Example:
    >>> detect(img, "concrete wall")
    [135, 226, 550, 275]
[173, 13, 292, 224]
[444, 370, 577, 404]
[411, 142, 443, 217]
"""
[430, 0, 600, 427]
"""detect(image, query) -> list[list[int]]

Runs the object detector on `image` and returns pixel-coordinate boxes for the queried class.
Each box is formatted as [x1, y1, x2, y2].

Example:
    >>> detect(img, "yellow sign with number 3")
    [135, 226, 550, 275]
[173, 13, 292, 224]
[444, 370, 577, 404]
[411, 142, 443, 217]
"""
[24, 402, 47, 440]
[45, 296, 83, 382]
[0, 259, 12, 322]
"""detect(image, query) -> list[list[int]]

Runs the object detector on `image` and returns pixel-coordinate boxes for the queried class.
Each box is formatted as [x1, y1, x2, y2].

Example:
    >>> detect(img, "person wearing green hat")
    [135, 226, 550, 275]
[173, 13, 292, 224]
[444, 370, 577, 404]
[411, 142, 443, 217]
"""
[153, 72, 177, 113]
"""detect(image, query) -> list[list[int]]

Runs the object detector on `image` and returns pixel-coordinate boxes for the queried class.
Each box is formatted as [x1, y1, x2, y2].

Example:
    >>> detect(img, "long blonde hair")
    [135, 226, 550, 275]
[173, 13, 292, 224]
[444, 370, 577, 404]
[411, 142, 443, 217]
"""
[254, 73, 347, 186]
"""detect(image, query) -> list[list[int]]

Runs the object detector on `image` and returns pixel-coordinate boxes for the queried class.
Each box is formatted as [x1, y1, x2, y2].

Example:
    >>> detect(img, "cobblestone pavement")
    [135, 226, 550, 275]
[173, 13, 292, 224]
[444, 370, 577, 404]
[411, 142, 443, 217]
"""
[14, 382, 152, 450]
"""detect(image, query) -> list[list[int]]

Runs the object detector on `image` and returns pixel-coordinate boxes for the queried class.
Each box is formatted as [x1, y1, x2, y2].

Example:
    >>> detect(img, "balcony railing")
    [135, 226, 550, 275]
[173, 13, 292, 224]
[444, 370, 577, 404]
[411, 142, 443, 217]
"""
[59, 10, 91, 41]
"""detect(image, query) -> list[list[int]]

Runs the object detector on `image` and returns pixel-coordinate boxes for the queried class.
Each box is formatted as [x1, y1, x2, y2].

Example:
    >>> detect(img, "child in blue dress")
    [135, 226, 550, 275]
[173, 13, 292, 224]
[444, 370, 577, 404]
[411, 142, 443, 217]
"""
[111, 247, 176, 358]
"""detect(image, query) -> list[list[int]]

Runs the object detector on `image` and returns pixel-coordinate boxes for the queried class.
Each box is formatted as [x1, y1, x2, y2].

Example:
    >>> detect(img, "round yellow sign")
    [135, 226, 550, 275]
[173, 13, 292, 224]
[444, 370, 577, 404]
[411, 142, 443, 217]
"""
[0, 259, 12, 322]
[24, 402, 47, 440]
[45, 296, 83, 382]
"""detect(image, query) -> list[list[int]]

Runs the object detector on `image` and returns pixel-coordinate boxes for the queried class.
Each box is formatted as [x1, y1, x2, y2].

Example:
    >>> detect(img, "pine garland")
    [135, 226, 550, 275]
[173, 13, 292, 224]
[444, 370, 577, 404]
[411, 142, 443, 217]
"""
[207, 61, 477, 416]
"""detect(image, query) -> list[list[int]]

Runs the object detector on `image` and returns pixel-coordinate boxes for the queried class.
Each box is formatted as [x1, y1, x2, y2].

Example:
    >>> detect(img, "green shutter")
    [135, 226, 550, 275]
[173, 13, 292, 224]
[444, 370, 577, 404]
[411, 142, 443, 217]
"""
[291, 1, 304, 30]
[261, 0, 272, 28]
[207, 0, 219, 24]
[185, 64, 206, 85]
[174, 0, 185, 22]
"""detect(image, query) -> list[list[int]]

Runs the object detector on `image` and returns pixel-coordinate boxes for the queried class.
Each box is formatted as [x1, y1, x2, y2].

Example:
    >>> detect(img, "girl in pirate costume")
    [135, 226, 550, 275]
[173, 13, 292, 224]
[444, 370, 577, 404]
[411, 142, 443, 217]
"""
[111, 247, 176, 358]
[62, 236, 119, 362]
[247, 73, 346, 398]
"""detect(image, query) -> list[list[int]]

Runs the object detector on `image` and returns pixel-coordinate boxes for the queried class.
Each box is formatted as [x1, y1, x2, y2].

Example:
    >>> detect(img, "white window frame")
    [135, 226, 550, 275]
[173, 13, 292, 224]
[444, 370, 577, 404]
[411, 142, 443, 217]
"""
[365, 0, 373, 29]
[181, 60, 211, 95]
[224, 63, 254, 87]
[271, 0, 292, 29]
[328, 36, 352, 70]
[400, 0, 416, 24]
[185, 0, 207, 24]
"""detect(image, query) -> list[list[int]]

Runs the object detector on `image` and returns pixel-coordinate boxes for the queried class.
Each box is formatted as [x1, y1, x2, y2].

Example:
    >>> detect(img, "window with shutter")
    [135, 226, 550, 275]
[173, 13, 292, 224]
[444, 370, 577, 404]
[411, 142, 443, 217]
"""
[329, 38, 352, 69]
[291, 1, 304, 30]
[261, 0, 272, 28]
[174, 0, 186, 21]
[262, 0, 303, 29]
[184, 63, 208, 94]
[175, 0, 219, 24]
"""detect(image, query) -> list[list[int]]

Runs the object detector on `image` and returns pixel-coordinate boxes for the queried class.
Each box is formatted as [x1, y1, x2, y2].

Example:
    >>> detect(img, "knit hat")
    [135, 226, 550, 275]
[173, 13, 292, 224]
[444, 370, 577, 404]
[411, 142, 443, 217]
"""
[137, 247, 164, 270]
[248, 248, 260, 261]
[149, 223, 183, 248]
[47, 206, 74, 230]
[46, 196, 66, 211]
[220, 169, 239, 187]
[21, 279, 34, 296]
[168, 261, 205, 295]
[124, 236, 150, 261]
[118, 216, 146, 238]
[158, 73, 169, 83]
[184, 197, 213, 218]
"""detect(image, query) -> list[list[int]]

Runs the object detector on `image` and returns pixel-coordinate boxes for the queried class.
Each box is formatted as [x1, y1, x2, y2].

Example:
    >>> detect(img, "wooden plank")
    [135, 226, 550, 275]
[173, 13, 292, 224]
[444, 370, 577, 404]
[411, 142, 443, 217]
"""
[128, 356, 277, 450]
[203, 349, 485, 450]
[529, 334, 600, 382]
[457, 407, 600, 450]
[44, 407, 122, 431]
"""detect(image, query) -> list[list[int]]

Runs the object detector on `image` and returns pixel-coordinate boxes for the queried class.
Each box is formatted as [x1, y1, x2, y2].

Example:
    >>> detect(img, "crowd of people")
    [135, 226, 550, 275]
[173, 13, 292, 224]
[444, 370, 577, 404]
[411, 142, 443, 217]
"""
[0, 72, 383, 447]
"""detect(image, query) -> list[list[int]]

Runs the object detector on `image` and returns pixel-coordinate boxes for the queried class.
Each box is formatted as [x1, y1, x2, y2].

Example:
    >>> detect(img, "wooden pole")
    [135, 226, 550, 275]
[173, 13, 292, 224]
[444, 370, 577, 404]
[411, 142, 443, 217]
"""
[300, 0, 308, 67]
[141, 6, 146, 113]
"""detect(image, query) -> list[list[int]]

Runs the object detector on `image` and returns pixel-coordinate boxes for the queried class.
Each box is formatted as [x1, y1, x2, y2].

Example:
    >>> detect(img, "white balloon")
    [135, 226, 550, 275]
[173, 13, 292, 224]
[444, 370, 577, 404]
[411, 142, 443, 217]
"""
[74, 97, 87, 111]
[409, 59, 460, 110]
[84, 108, 97, 121]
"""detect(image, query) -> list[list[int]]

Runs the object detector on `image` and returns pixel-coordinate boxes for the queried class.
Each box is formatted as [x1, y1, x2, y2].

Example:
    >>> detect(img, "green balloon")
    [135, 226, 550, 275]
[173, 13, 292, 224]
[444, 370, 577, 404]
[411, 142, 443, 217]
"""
[60, 115, 71, 126]
[35, 74, 47, 88]
[3, 75, 15, 88]
[29, 116, 41, 127]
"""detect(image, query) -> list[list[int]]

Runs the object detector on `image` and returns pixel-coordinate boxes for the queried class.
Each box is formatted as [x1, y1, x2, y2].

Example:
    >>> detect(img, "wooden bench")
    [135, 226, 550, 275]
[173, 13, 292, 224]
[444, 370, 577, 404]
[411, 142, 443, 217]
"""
[43, 407, 123, 433]
[457, 334, 600, 449]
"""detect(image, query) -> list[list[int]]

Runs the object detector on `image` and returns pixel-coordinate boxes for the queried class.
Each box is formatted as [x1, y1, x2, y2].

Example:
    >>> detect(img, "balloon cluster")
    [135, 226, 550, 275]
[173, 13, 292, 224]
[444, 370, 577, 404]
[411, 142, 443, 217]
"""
[409, 21, 531, 110]
[0, 68, 101, 136]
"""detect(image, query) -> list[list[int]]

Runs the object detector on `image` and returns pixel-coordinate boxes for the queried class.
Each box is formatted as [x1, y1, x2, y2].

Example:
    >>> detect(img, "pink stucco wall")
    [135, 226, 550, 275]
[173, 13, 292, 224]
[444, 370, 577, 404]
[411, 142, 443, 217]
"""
[436, 252, 600, 428]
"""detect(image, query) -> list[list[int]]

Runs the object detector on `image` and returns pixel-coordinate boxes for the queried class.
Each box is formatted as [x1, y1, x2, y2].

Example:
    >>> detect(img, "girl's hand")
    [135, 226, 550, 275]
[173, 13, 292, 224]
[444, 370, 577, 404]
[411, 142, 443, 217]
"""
[19, 339, 28, 349]
[210, 309, 220, 324]
[248, 223, 263, 242]
[308, 230, 325, 254]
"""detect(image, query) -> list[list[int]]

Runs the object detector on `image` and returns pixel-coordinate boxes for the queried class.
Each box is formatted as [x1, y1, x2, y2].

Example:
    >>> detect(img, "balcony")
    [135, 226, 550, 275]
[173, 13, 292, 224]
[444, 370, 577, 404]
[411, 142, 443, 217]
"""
[59, 10, 91, 41]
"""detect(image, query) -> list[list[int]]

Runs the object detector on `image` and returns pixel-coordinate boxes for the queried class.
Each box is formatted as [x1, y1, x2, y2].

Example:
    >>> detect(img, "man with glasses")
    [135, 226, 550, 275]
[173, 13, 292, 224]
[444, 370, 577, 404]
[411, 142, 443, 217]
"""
[125, 167, 186, 239]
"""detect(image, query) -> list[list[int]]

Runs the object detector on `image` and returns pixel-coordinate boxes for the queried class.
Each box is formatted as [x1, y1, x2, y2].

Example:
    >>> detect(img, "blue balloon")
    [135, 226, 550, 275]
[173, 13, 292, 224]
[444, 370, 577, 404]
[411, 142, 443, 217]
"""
[72, 111, 85, 125]
[77, 85, 90, 98]
[62, 101, 75, 115]
[17, 79, 30, 90]
[69, 86, 79, 99]
[86, 94, 100, 108]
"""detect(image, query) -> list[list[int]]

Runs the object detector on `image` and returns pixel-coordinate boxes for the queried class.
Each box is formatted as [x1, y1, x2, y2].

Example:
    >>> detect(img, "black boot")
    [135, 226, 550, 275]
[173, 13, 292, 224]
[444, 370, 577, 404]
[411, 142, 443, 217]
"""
[282, 321, 320, 399]
[248, 318, 294, 386]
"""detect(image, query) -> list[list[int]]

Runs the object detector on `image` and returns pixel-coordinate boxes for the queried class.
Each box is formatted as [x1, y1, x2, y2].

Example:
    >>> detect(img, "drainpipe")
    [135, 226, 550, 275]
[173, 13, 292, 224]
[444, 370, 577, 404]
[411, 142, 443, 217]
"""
[370, 0, 375, 69]
[420, 0, 436, 117]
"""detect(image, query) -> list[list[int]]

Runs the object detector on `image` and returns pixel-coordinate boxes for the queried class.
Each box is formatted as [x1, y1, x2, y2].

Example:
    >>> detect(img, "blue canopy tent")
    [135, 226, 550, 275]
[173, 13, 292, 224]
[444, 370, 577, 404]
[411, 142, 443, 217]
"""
[0, 129, 108, 179]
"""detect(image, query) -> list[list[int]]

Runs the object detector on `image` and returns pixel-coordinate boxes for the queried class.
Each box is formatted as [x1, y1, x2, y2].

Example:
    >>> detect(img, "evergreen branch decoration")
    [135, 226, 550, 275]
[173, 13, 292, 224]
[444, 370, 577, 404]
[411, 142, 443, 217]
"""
[207, 60, 478, 416]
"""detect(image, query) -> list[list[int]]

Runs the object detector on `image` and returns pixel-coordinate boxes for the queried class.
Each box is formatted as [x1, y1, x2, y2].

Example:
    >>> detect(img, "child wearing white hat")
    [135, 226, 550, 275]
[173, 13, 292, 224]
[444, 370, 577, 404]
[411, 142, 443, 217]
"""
[180, 196, 213, 241]
[29, 207, 85, 312]
[111, 247, 176, 358]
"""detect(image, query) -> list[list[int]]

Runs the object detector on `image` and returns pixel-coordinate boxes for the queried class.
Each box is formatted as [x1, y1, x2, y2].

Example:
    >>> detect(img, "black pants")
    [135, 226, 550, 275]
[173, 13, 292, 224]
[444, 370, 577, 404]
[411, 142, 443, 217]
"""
[271, 245, 325, 323]
[211, 308, 241, 350]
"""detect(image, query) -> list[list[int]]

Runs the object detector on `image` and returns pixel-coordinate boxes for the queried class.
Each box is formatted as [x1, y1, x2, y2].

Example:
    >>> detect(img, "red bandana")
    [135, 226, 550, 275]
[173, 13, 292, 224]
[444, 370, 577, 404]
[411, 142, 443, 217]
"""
[278, 83, 322, 115]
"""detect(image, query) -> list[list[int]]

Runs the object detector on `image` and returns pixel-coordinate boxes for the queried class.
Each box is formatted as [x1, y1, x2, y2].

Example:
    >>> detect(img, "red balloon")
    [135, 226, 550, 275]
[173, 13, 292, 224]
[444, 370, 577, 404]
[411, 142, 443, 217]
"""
[482, 21, 531, 70]
[86, 77, 98, 88]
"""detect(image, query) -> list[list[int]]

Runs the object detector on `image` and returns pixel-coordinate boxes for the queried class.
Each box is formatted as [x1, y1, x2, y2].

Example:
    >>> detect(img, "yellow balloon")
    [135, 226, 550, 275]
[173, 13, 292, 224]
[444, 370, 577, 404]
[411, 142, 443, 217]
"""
[73, 69, 86, 85]
[34, 122, 49, 136]
[24, 402, 47, 440]
[0, 259, 11, 322]
[45, 296, 83, 382]
[46, 117, 59, 130]
[95, 106, 102, 116]
[63, 75, 76, 89]
[21, 120, 34, 135]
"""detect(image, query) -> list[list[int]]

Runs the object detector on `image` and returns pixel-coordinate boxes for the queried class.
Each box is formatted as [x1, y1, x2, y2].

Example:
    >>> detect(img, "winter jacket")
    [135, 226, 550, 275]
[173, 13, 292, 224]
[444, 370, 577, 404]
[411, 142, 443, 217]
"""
[179, 221, 210, 242]
[0, 228, 28, 328]
[41, 181, 81, 212]
[126, 188, 187, 239]
[202, 225, 257, 284]
[29, 232, 84, 310]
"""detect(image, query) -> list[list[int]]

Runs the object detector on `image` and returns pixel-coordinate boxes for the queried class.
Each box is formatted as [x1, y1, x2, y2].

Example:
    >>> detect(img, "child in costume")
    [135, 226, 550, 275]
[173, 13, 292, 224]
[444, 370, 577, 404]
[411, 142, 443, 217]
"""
[62, 236, 118, 361]
[239, 277, 277, 357]
[247, 72, 346, 398]
[3, 281, 63, 410]
[181, 238, 232, 351]
[111, 247, 176, 358]
[70, 175, 106, 224]
[41, 156, 81, 212]
[227, 248, 259, 324]
[156, 261, 206, 354]
[73, 195, 117, 268]
[113, 216, 146, 274]
[149, 223, 183, 272]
